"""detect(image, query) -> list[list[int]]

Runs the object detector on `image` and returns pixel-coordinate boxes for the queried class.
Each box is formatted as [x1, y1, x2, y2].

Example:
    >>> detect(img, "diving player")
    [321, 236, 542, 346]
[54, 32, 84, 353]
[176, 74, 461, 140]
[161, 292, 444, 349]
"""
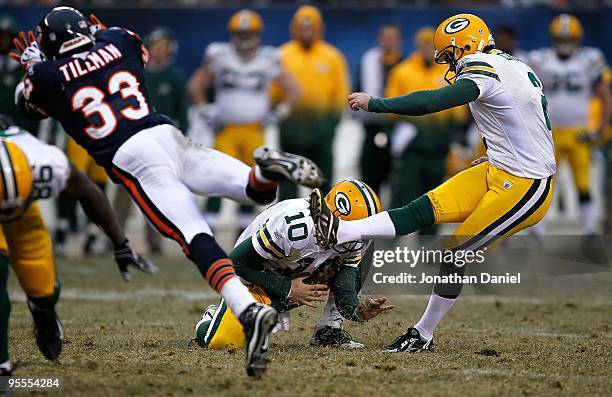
[11, 7, 323, 376]
[529, 14, 611, 235]
[193, 180, 393, 350]
[311, 14, 556, 352]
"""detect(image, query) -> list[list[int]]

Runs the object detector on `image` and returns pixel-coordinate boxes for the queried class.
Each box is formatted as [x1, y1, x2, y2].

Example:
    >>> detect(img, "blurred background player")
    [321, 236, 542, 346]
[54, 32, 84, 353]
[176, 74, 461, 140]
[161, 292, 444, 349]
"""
[113, 26, 188, 254]
[277, 5, 350, 199]
[188, 9, 300, 231]
[529, 14, 611, 235]
[384, 27, 468, 236]
[355, 24, 404, 196]
[494, 25, 527, 61]
[0, 14, 39, 134]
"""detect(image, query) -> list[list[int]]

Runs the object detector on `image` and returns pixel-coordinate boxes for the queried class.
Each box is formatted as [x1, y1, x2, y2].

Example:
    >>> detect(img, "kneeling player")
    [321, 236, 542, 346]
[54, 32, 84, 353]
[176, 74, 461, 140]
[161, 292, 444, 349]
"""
[193, 181, 394, 350]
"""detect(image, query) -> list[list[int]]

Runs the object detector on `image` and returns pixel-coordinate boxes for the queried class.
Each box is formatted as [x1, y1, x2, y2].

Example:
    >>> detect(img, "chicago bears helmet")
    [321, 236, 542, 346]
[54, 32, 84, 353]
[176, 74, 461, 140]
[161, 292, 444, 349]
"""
[36, 6, 95, 60]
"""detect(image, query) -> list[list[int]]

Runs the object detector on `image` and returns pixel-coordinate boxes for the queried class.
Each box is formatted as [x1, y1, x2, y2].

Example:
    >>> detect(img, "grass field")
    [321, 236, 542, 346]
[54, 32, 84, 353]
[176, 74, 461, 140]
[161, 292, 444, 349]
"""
[7, 256, 611, 397]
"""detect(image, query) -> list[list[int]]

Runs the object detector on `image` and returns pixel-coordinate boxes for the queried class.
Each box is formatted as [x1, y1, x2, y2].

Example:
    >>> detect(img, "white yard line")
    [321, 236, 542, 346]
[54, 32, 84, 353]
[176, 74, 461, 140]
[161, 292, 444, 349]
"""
[8, 288, 217, 302]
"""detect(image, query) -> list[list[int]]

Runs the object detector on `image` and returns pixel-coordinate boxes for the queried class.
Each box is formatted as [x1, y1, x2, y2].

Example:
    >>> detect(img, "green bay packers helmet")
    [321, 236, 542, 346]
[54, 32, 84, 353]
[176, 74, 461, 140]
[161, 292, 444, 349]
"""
[325, 180, 381, 221]
[0, 138, 33, 222]
[324, 180, 381, 253]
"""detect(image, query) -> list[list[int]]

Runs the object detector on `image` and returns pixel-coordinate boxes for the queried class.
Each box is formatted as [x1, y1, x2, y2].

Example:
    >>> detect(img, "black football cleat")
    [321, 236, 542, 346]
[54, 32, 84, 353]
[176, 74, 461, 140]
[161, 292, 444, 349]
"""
[238, 303, 278, 378]
[384, 328, 434, 353]
[309, 188, 339, 249]
[27, 299, 64, 360]
[253, 147, 324, 188]
[310, 326, 364, 349]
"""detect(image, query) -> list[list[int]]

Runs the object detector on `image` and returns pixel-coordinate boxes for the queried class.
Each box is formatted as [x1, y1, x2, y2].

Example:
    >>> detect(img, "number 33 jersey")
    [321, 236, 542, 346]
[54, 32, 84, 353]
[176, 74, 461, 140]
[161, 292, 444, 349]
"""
[0, 126, 70, 200]
[456, 50, 556, 179]
[17, 28, 171, 168]
[237, 198, 362, 278]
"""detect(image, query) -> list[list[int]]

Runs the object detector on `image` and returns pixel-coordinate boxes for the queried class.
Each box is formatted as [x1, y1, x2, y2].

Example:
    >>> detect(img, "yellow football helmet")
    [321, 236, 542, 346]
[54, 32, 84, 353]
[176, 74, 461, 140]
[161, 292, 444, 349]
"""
[0, 139, 33, 222]
[227, 9, 264, 33]
[325, 180, 381, 221]
[549, 14, 583, 58]
[433, 13, 495, 84]
[550, 13, 583, 42]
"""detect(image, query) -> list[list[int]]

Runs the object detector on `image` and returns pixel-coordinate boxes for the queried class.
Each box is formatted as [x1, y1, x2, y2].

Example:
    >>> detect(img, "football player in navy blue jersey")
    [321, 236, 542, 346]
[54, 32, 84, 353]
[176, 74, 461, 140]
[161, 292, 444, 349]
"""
[11, 7, 324, 377]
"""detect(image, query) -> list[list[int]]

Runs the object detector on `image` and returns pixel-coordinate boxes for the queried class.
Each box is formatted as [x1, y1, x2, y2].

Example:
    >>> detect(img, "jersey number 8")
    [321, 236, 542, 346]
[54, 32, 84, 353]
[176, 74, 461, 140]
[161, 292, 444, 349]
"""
[71, 71, 150, 139]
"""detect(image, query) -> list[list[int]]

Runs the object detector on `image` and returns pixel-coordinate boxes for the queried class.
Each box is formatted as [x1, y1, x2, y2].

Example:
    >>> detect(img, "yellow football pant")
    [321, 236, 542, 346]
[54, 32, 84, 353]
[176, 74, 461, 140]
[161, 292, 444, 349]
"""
[553, 127, 590, 194]
[200, 285, 271, 350]
[66, 137, 108, 184]
[0, 203, 55, 297]
[427, 162, 553, 249]
[214, 123, 264, 167]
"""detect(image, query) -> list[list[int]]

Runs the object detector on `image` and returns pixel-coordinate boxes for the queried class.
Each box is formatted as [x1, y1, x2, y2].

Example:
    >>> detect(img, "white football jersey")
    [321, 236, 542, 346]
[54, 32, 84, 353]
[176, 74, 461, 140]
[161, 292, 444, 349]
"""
[205, 42, 282, 124]
[529, 47, 606, 128]
[456, 50, 556, 179]
[2, 126, 70, 200]
[236, 199, 361, 278]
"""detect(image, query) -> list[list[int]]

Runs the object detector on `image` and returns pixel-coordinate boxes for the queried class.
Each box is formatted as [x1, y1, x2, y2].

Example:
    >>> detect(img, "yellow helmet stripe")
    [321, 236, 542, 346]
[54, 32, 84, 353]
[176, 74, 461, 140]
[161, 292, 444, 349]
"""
[349, 180, 377, 217]
[0, 141, 17, 201]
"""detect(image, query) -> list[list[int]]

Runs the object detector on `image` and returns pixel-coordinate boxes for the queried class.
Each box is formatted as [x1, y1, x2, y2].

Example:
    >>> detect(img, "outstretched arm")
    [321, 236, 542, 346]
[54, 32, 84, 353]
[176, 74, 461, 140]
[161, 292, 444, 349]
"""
[61, 164, 125, 246]
[61, 164, 157, 281]
[331, 264, 394, 321]
[349, 79, 480, 116]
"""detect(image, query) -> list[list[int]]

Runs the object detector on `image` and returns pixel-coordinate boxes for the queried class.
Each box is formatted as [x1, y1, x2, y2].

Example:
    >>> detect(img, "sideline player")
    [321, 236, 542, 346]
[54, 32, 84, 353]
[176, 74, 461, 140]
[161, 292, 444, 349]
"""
[11, 7, 322, 376]
[193, 180, 393, 350]
[311, 14, 556, 352]
[529, 14, 610, 235]
[188, 9, 299, 229]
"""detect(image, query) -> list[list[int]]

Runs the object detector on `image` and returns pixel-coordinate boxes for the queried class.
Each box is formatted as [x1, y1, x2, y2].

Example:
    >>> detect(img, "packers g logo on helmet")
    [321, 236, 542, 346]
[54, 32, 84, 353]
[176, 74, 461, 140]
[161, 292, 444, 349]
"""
[325, 180, 381, 221]
[334, 192, 351, 216]
[0, 139, 33, 222]
[444, 18, 470, 34]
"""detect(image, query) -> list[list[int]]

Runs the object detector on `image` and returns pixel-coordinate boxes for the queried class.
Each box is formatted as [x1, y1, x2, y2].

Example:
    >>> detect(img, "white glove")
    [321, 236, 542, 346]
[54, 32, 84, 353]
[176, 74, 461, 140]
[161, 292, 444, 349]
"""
[19, 41, 43, 67]
[263, 102, 292, 127]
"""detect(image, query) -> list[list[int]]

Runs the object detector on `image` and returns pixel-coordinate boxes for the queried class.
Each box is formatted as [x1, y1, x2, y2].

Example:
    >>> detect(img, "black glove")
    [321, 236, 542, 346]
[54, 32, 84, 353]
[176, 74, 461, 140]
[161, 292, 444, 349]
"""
[114, 240, 158, 281]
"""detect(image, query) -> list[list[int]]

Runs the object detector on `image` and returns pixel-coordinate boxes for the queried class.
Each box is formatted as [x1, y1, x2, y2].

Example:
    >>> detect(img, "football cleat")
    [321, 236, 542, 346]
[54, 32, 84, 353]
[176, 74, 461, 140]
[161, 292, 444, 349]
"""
[309, 188, 339, 249]
[384, 327, 434, 353]
[253, 147, 324, 188]
[238, 303, 278, 378]
[310, 326, 364, 349]
[27, 299, 64, 360]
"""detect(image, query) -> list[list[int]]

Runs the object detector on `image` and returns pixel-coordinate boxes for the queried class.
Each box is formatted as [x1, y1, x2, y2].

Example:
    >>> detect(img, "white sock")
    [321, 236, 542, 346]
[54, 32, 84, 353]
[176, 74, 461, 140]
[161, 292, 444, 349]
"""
[580, 201, 598, 234]
[414, 293, 457, 341]
[337, 211, 396, 244]
[219, 277, 257, 318]
[0, 360, 11, 371]
[315, 293, 343, 330]
[254, 165, 275, 184]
